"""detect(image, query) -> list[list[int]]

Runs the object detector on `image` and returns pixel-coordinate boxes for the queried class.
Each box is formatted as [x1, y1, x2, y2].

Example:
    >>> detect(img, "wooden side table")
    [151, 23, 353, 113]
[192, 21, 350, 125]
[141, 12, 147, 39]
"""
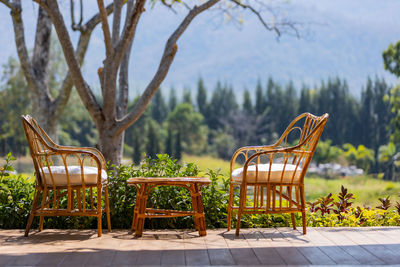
[127, 177, 211, 237]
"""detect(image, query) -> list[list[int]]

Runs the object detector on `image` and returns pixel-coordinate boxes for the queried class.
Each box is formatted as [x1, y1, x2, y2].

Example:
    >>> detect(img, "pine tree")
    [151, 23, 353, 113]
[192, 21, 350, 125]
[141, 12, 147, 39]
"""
[255, 79, 264, 114]
[165, 128, 173, 157]
[175, 131, 182, 160]
[183, 88, 193, 105]
[151, 89, 168, 123]
[299, 84, 312, 114]
[242, 89, 253, 115]
[132, 128, 142, 165]
[169, 87, 177, 112]
[196, 77, 207, 116]
[265, 77, 274, 107]
[282, 81, 297, 129]
[146, 121, 160, 159]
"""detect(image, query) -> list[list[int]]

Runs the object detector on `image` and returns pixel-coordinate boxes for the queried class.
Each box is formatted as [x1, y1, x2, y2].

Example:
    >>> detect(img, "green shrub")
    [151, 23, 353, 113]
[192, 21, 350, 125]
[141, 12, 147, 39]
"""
[2, 152, 400, 230]
[107, 154, 231, 229]
[0, 174, 34, 228]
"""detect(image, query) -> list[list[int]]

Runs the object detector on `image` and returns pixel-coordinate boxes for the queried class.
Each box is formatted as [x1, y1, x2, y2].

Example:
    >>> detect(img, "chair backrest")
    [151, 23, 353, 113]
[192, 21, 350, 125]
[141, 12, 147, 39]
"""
[257, 113, 329, 183]
[234, 112, 329, 185]
[276, 112, 328, 150]
[275, 113, 329, 182]
[21, 115, 56, 188]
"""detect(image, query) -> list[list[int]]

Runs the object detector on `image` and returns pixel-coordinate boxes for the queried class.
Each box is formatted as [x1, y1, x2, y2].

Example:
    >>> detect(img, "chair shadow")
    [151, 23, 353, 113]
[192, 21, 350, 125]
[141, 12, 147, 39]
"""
[220, 228, 310, 243]
[1, 229, 95, 246]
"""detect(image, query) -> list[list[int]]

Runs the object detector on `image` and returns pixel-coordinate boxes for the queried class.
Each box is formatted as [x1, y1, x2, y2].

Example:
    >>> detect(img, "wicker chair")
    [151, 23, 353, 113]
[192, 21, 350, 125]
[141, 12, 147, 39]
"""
[21, 115, 111, 237]
[228, 113, 328, 235]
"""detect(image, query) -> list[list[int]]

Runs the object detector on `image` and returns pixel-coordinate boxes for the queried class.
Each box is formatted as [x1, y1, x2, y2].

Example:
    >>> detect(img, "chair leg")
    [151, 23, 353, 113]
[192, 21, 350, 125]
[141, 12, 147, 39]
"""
[97, 215, 102, 237]
[235, 185, 246, 236]
[97, 186, 102, 237]
[302, 211, 307, 234]
[25, 188, 40, 237]
[227, 183, 234, 231]
[39, 189, 47, 232]
[105, 186, 111, 232]
[39, 216, 44, 232]
[291, 213, 296, 230]
[300, 186, 306, 235]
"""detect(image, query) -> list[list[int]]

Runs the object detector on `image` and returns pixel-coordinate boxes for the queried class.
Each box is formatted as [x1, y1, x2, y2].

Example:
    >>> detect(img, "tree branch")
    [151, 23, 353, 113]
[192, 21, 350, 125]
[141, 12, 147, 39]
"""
[116, 0, 220, 134]
[71, 2, 114, 33]
[117, 0, 135, 119]
[8, 0, 37, 94]
[111, 0, 122, 47]
[113, 0, 146, 70]
[229, 0, 281, 36]
[0, 0, 12, 9]
[97, 0, 113, 57]
[101, 0, 145, 125]
[36, 0, 104, 125]
[32, 6, 52, 97]
[53, 1, 117, 119]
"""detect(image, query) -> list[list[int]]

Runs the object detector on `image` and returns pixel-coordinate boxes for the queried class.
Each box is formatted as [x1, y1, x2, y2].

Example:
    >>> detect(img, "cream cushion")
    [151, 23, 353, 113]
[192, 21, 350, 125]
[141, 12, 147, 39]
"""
[41, 165, 107, 186]
[232, 163, 302, 183]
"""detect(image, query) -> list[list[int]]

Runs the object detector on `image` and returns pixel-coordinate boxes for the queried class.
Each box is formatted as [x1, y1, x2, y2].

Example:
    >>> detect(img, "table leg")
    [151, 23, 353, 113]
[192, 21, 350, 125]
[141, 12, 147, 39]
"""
[131, 184, 148, 237]
[131, 185, 140, 232]
[191, 183, 207, 236]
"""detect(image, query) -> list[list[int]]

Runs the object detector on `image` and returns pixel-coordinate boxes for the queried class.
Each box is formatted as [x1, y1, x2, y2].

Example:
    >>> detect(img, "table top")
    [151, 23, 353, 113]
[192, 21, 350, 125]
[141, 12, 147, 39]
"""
[127, 177, 211, 185]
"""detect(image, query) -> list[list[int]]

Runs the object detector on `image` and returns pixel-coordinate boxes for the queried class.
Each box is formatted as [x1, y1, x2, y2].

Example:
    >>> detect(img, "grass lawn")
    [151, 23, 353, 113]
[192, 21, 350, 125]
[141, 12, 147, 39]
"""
[182, 153, 400, 207]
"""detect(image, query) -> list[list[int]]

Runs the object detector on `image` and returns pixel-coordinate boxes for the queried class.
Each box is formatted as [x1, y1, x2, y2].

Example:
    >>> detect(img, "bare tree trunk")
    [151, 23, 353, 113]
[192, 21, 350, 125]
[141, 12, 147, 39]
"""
[36, 0, 295, 167]
[98, 129, 122, 165]
[2, 0, 115, 146]
[32, 95, 59, 143]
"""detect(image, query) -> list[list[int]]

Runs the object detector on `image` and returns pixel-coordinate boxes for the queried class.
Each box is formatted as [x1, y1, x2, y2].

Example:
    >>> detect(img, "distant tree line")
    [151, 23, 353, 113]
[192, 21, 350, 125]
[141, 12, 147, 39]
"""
[124, 76, 389, 155]
[0, 57, 397, 179]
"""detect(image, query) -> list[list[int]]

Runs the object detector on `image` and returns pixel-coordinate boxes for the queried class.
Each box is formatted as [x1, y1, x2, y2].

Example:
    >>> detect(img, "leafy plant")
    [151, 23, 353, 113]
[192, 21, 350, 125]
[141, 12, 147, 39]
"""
[376, 196, 391, 210]
[306, 200, 319, 212]
[0, 152, 16, 179]
[395, 201, 400, 215]
[333, 185, 354, 221]
[315, 193, 334, 216]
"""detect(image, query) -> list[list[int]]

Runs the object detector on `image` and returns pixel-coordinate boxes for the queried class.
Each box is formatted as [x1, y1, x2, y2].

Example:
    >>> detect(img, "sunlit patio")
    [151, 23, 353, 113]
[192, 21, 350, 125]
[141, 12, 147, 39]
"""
[1, 227, 400, 266]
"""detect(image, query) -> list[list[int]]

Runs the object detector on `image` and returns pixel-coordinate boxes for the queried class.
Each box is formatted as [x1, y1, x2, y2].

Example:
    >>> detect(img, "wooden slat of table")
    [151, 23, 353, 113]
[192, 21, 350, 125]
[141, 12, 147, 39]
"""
[127, 177, 211, 184]
[317, 228, 385, 265]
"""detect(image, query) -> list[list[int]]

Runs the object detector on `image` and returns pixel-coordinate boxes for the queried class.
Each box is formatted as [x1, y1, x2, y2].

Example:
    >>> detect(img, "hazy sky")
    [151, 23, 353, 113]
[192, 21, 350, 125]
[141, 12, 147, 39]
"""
[0, 0, 399, 98]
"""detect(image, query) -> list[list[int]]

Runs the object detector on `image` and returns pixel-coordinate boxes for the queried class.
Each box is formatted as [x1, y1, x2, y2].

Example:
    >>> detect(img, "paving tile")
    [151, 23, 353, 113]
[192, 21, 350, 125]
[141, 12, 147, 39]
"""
[1, 228, 400, 266]
[318, 228, 384, 265]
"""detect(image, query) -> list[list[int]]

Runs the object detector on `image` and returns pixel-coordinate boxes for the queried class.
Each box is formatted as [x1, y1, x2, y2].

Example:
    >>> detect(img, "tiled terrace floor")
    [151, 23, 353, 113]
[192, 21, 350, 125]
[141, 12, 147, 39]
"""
[1, 227, 400, 266]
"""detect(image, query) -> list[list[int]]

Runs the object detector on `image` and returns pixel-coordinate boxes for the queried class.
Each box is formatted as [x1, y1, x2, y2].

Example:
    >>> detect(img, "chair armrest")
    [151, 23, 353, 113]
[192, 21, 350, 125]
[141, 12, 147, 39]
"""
[42, 147, 106, 184]
[230, 145, 280, 177]
[51, 145, 106, 169]
[238, 146, 311, 184]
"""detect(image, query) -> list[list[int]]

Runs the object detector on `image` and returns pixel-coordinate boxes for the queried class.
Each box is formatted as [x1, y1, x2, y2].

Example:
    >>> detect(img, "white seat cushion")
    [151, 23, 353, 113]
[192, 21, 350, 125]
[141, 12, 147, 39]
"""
[41, 165, 108, 186]
[232, 163, 302, 183]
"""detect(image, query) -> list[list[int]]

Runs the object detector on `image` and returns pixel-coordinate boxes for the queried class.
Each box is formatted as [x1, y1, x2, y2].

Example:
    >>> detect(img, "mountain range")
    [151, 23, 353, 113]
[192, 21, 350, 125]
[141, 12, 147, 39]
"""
[0, 0, 399, 97]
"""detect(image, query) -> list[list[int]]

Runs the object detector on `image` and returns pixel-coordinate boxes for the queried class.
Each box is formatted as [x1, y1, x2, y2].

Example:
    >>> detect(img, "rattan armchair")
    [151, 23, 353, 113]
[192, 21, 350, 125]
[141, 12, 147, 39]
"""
[21, 115, 111, 237]
[228, 113, 328, 235]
